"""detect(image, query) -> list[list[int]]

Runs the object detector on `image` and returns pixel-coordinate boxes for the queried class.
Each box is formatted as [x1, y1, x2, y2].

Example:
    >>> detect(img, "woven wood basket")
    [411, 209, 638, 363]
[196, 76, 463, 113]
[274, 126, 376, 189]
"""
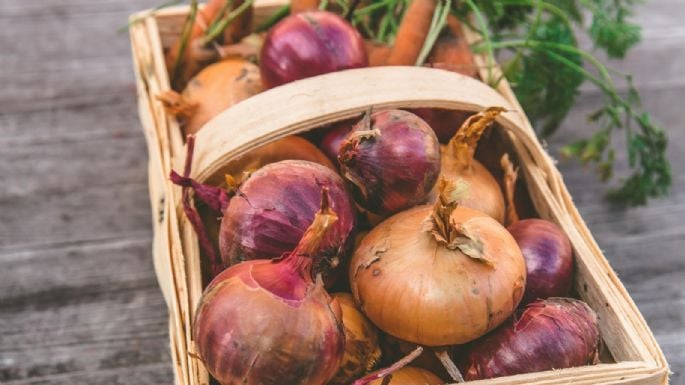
[129, 1, 670, 384]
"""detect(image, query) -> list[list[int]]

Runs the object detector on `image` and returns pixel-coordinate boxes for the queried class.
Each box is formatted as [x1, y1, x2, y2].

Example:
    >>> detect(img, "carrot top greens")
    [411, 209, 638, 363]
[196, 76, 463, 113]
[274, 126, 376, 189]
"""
[347, 0, 670, 206]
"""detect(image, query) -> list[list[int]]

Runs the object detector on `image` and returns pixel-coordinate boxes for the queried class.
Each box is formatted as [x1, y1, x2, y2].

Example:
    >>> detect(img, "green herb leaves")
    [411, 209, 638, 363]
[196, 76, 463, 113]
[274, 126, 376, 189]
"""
[459, 0, 670, 206]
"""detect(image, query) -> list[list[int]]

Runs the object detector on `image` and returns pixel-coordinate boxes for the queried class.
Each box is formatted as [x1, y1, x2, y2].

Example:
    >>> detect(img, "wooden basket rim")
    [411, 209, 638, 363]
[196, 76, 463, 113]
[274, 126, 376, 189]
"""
[128, 2, 670, 384]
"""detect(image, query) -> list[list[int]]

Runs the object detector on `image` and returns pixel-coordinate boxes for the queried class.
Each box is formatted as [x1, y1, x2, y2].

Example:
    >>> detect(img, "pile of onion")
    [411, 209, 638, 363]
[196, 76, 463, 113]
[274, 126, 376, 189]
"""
[159, 58, 262, 135]
[429, 107, 506, 223]
[338, 109, 441, 216]
[501, 154, 574, 305]
[220, 160, 356, 285]
[350, 178, 526, 346]
[329, 293, 382, 385]
[462, 297, 600, 380]
[260, 10, 368, 88]
[193, 189, 345, 385]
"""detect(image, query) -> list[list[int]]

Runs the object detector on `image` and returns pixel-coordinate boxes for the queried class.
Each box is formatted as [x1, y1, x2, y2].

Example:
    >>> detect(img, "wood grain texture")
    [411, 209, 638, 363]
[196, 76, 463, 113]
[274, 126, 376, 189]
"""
[0, 1, 682, 385]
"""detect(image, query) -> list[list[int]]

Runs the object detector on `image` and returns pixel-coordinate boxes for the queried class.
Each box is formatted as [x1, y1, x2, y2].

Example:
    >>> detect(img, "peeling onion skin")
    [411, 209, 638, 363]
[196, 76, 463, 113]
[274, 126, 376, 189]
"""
[219, 160, 356, 285]
[194, 261, 345, 385]
[366, 367, 443, 385]
[329, 293, 382, 385]
[349, 205, 526, 346]
[260, 11, 368, 89]
[508, 219, 574, 305]
[429, 156, 505, 223]
[462, 298, 600, 380]
[427, 108, 507, 223]
[338, 110, 441, 216]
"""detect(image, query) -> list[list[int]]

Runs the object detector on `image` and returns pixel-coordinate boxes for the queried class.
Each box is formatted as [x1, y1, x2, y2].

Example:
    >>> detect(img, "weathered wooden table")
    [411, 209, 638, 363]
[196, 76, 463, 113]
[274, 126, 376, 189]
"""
[0, 1, 682, 384]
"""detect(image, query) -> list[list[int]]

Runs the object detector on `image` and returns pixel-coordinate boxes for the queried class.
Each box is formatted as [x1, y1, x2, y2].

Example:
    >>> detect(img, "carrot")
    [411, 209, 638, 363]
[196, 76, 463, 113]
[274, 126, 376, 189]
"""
[429, 15, 478, 77]
[166, 0, 253, 90]
[291, 0, 320, 14]
[385, 0, 437, 66]
[365, 41, 392, 67]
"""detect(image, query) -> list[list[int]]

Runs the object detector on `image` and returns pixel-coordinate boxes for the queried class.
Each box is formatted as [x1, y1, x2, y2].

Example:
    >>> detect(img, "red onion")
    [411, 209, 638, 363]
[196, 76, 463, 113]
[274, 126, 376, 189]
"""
[219, 160, 356, 285]
[508, 219, 573, 305]
[194, 190, 346, 385]
[260, 11, 368, 89]
[500, 154, 574, 305]
[320, 120, 354, 163]
[409, 108, 471, 143]
[462, 298, 600, 380]
[338, 109, 441, 215]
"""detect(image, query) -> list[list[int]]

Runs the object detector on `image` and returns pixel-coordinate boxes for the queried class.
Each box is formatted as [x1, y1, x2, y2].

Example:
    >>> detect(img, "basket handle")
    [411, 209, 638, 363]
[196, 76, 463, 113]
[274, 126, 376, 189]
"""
[186, 66, 555, 187]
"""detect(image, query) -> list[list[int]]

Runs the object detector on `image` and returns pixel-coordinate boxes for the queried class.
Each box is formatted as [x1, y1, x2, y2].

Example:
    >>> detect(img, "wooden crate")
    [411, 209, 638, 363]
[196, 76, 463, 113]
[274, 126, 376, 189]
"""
[128, 1, 670, 384]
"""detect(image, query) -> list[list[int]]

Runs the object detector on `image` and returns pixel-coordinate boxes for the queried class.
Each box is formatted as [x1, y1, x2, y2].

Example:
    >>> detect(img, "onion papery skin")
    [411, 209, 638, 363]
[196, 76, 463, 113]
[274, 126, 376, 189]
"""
[367, 367, 443, 385]
[508, 219, 573, 305]
[338, 110, 441, 216]
[182, 59, 262, 135]
[260, 11, 368, 89]
[409, 108, 470, 143]
[329, 293, 382, 385]
[194, 260, 345, 385]
[349, 206, 526, 346]
[462, 298, 600, 380]
[219, 160, 355, 285]
[431, 154, 505, 223]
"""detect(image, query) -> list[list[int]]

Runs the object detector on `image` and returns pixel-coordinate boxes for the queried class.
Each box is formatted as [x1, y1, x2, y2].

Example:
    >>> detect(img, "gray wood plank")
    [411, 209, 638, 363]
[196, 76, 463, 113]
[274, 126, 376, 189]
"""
[0, 238, 170, 383]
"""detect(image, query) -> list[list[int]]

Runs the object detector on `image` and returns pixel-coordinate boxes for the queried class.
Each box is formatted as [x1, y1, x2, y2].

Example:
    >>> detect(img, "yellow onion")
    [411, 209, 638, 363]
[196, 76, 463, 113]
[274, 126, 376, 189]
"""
[350, 179, 526, 346]
[329, 293, 382, 385]
[365, 367, 443, 385]
[159, 58, 262, 135]
[429, 107, 506, 223]
[193, 189, 345, 385]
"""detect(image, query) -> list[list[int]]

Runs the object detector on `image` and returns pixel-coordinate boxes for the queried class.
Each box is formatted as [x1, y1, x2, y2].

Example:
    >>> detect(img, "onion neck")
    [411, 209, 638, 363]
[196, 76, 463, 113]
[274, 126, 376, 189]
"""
[427, 178, 467, 244]
[426, 178, 495, 267]
[283, 187, 339, 282]
[444, 107, 506, 171]
[501, 153, 520, 226]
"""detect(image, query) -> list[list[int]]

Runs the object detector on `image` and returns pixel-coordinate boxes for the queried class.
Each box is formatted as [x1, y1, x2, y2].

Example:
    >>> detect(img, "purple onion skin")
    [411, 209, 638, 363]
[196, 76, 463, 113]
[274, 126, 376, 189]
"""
[260, 11, 368, 89]
[219, 160, 355, 285]
[508, 219, 573, 305]
[409, 108, 471, 143]
[463, 298, 600, 380]
[194, 260, 345, 385]
[320, 121, 354, 163]
[338, 110, 441, 216]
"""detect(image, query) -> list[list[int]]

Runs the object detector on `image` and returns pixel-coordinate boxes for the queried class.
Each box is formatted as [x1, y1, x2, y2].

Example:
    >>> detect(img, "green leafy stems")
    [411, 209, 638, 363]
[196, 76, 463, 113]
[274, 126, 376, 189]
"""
[456, 0, 670, 206]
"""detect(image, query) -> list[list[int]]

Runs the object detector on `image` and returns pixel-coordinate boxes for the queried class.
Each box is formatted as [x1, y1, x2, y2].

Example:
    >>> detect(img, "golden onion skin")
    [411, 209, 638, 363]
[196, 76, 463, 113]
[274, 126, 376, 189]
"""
[367, 367, 443, 385]
[349, 206, 526, 346]
[329, 293, 382, 385]
[431, 154, 505, 223]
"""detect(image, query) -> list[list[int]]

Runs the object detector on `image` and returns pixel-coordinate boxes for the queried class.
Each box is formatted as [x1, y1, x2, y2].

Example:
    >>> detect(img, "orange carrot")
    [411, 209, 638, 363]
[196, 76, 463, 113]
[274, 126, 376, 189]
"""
[429, 15, 478, 77]
[365, 41, 392, 67]
[166, 0, 253, 90]
[385, 0, 437, 66]
[291, 0, 320, 14]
